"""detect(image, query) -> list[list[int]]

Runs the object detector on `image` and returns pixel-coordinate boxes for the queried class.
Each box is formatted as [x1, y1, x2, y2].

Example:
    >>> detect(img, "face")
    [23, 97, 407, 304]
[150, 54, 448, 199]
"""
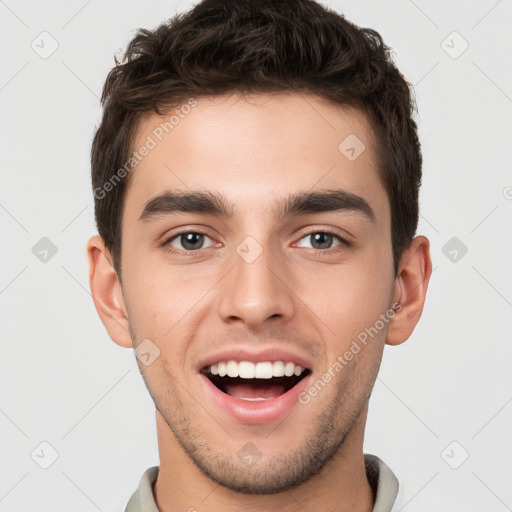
[117, 93, 398, 493]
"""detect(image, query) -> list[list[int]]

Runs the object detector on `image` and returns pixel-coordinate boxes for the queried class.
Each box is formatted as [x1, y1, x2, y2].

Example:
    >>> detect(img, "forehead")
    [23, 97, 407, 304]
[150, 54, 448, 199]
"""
[124, 92, 389, 227]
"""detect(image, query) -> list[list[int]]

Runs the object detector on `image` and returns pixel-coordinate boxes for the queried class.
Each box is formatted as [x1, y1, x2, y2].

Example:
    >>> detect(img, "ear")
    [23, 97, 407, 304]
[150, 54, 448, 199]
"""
[86, 235, 133, 348]
[386, 235, 432, 346]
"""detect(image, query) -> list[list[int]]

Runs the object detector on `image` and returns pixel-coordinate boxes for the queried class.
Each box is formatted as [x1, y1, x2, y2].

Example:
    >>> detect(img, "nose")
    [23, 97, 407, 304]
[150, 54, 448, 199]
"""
[217, 240, 296, 330]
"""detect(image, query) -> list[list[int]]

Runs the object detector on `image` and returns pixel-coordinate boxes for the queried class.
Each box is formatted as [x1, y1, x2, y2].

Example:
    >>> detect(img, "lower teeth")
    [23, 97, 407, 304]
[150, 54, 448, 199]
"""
[238, 396, 277, 401]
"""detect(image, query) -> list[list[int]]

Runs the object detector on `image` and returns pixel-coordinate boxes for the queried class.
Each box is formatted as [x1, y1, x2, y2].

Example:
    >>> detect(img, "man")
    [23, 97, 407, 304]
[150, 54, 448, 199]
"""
[86, 0, 432, 510]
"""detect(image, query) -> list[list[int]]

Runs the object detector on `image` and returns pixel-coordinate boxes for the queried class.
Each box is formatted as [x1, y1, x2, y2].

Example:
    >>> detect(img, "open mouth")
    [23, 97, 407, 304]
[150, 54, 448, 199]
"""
[200, 361, 312, 401]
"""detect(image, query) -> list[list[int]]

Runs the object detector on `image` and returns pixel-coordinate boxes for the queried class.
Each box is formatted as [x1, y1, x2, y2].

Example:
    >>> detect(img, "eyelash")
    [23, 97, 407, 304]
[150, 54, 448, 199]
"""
[163, 228, 351, 257]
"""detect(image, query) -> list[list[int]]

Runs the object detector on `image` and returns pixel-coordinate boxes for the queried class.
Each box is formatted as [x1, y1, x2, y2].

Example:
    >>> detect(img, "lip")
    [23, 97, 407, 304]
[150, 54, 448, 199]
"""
[198, 370, 312, 425]
[196, 347, 314, 372]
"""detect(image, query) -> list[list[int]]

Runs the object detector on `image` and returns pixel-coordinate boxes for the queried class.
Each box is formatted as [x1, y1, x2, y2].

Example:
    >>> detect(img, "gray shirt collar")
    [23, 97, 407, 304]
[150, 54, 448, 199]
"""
[125, 453, 399, 512]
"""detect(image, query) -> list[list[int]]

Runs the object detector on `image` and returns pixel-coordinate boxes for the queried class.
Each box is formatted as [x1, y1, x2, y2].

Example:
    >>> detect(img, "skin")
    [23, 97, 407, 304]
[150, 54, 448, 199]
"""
[87, 92, 431, 512]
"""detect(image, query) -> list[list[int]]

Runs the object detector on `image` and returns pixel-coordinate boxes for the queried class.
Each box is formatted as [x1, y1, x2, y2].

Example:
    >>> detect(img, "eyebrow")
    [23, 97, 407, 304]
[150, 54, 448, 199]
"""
[138, 189, 376, 223]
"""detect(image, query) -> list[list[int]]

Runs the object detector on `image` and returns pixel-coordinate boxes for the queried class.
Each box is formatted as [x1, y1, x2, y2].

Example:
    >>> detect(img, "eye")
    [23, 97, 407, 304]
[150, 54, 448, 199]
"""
[295, 230, 350, 251]
[165, 231, 215, 253]
[163, 229, 350, 257]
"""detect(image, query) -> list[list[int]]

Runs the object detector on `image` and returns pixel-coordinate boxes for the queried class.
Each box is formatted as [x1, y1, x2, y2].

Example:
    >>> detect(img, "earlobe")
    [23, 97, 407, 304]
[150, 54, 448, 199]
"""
[386, 235, 432, 346]
[86, 235, 133, 348]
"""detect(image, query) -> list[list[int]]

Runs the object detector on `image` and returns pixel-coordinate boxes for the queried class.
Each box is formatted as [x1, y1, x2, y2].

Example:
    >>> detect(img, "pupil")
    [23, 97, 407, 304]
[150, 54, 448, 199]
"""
[182, 233, 203, 250]
[180, 233, 333, 251]
[311, 232, 332, 249]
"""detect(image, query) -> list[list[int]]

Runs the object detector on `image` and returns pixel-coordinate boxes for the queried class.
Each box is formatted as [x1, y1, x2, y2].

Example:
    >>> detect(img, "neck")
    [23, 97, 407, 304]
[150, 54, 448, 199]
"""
[153, 404, 374, 512]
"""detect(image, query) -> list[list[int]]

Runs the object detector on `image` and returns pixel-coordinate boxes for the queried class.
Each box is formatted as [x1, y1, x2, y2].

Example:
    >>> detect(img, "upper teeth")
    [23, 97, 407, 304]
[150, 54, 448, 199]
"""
[208, 361, 306, 379]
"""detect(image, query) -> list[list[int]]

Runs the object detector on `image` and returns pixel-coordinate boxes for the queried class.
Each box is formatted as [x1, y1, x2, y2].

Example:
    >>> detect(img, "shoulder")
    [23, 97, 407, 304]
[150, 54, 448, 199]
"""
[124, 466, 160, 512]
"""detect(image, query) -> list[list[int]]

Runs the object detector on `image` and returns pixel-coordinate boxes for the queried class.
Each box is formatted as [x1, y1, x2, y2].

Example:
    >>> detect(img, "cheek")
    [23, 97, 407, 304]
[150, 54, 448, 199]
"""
[301, 258, 393, 345]
[123, 254, 195, 326]
[122, 258, 213, 367]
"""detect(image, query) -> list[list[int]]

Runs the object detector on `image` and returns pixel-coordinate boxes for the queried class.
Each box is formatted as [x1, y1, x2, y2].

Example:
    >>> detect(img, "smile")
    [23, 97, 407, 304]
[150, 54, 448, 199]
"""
[199, 359, 312, 424]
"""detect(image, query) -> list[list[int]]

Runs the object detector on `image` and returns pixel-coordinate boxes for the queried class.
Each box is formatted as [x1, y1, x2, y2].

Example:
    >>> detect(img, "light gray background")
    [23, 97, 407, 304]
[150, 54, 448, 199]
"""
[0, 1, 511, 510]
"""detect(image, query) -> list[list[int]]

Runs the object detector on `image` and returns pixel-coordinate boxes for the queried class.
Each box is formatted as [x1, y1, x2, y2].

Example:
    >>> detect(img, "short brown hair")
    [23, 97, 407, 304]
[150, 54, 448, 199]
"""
[91, 0, 422, 278]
